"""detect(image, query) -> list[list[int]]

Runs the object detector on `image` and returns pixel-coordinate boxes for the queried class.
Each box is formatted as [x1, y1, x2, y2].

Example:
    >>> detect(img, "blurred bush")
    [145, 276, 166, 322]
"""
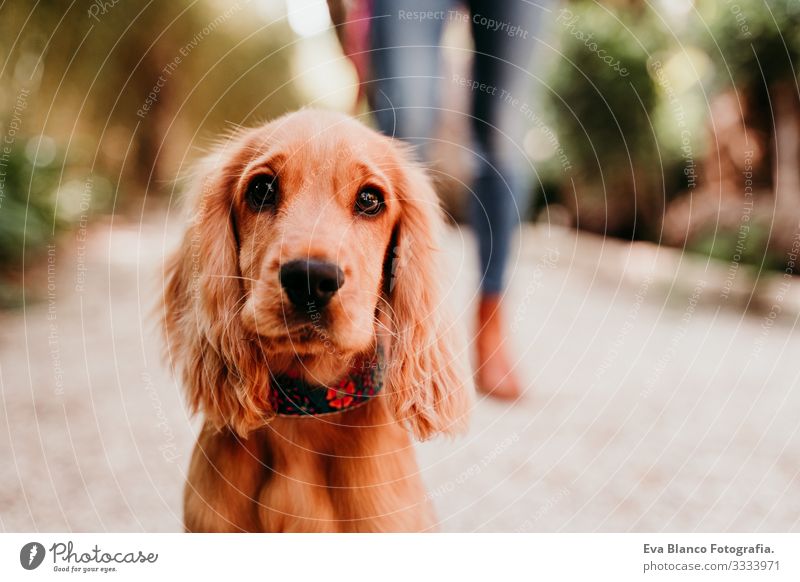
[542, 0, 800, 273]
[705, 0, 800, 90]
[1, 1, 300, 192]
[666, 0, 800, 270]
[546, 2, 669, 238]
[0, 129, 118, 306]
[0, 134, 61, 306]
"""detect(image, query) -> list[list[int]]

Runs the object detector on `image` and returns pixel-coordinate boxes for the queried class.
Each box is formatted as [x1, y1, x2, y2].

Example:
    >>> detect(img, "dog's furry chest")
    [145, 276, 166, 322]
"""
[258, 402, 432, 532]
[185, 400, 435, 532]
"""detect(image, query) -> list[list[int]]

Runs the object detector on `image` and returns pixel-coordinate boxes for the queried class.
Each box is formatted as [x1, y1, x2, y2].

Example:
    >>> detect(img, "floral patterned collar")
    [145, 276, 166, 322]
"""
[269, 348, 385, 417]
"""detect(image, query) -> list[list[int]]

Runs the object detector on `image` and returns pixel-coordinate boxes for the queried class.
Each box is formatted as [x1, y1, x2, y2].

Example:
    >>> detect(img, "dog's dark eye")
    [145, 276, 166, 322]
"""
[246, 174, 279, 211]
[355, 188, 384, 216]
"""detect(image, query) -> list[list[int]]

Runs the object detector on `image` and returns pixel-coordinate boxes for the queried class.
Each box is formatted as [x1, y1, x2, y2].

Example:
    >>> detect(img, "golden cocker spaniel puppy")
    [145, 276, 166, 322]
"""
[163, 109, 472, 532]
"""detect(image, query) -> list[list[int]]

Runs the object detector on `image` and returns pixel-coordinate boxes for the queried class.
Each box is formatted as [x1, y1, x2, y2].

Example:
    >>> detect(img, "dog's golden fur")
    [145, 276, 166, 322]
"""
[163, 110, 471, 532]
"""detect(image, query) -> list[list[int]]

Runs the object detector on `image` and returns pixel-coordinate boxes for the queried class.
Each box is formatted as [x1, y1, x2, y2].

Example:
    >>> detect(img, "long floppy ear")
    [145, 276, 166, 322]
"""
[163, 142, 272, 437]
[385, 157, 473, 440]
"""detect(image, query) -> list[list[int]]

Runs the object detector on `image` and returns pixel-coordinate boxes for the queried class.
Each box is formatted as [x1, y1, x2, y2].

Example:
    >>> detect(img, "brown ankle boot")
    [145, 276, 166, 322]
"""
[475, 294, 522, 400]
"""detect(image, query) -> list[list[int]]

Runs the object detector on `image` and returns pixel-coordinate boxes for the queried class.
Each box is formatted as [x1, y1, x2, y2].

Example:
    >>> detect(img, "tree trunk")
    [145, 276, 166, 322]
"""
[771, 81, 800, 209]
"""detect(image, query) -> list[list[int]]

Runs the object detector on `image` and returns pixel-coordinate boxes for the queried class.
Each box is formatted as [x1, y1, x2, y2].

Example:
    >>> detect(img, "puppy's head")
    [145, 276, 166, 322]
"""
[164, 110, 471, 438]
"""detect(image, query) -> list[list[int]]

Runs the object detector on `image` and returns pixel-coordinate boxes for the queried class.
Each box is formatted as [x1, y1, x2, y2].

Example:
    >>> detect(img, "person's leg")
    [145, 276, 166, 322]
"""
[468, 0, 548, 398]
[369, 0, 452, 155]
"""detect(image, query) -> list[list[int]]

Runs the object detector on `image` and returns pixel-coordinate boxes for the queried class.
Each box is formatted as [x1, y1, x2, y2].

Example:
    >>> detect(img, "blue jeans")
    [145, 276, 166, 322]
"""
[370, 0, 547, 293]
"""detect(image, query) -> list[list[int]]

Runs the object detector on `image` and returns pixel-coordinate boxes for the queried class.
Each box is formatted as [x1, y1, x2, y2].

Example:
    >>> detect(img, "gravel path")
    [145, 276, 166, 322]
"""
[2, 210, 799, 532]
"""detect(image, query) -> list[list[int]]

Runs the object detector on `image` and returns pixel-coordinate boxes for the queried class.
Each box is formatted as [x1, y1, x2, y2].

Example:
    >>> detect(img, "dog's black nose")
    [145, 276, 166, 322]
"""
[279, 259, 345, 310]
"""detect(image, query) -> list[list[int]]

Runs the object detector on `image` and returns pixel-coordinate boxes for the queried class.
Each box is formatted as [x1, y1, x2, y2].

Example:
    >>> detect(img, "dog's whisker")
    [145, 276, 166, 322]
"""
[221, 293, 250, 333]
[375, 295, 399, 321]
[206, 274, 261, 284]
[373, 304, 396, 326]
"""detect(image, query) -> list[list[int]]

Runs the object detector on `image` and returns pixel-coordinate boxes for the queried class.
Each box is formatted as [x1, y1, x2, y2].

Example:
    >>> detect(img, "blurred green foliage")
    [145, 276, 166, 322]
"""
[691, 0, 800, 270]
[0, 132, 59, 306]
[550, 4, 663, 172]
[0, 136, 60, 267]
[544, 2, 674, 238]
[702, 0, 800, 89]
[542, 0, 800, 272]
